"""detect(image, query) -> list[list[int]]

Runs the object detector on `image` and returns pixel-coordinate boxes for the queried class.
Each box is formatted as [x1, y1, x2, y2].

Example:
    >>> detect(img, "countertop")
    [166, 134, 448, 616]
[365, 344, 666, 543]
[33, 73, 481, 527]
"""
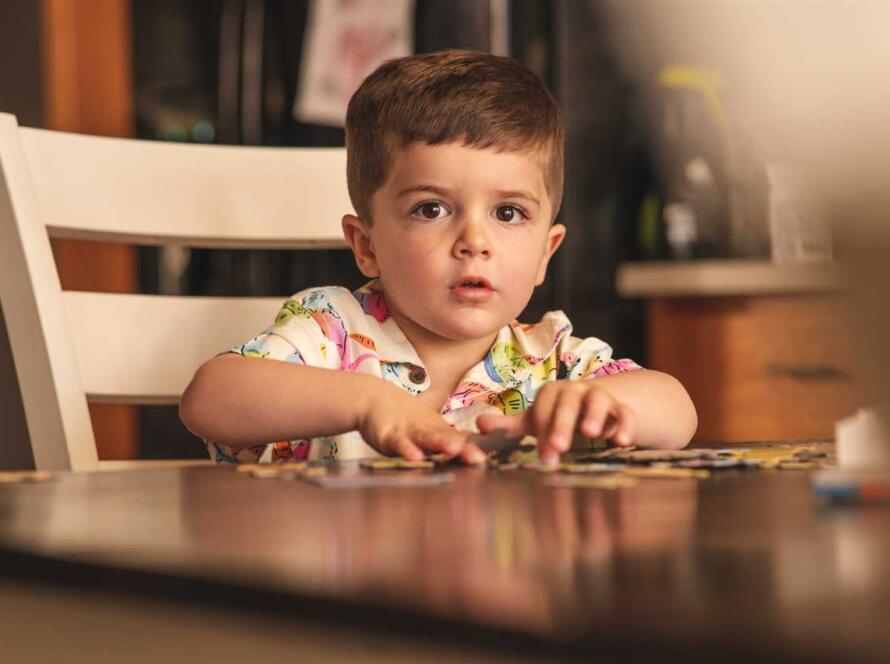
[616, 259, 844, 298]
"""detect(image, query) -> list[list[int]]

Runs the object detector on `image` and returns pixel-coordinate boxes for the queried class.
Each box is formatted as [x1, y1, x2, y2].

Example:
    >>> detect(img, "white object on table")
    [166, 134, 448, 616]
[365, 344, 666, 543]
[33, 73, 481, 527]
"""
[835, 408, 890, 470]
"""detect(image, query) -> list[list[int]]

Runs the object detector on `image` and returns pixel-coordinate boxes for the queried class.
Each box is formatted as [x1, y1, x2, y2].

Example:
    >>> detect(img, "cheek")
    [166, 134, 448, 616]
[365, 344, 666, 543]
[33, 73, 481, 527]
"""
[503, 242, 546, 283]
[376, 239, 440, 282]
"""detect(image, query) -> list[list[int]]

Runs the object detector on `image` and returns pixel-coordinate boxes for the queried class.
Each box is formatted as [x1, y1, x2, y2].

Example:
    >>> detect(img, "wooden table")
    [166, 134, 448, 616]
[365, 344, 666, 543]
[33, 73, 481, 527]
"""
[0, 448, 888, 663]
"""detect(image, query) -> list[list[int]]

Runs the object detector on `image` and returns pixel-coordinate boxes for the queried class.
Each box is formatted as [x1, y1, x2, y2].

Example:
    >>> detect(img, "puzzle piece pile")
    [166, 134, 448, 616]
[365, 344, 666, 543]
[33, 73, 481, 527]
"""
[227, 433, 835, 491]
[486, 439, 836, 489]
[500, 439, 833, 469]
[236, 459, 456, 488]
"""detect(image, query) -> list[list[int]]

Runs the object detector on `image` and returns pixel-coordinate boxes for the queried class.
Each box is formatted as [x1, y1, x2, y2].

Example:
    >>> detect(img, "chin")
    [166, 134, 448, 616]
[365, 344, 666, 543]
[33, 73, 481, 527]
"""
[433, 313, 507, 341]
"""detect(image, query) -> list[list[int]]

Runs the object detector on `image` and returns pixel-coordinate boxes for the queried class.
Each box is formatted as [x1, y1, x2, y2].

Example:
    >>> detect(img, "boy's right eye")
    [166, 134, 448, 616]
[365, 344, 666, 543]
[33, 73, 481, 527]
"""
[411, 201, 447, 220]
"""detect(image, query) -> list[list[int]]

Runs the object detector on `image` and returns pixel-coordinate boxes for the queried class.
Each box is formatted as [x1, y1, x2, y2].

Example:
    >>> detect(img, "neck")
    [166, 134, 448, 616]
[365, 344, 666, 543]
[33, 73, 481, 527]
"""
[390, 309, 498, 378]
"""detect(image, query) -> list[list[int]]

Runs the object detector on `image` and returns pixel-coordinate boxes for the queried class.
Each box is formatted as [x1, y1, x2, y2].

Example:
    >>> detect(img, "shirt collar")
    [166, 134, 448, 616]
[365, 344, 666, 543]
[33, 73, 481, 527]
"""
[353, 280, 573, 389]
[352, 279, 426, 368]
[465, 313, 573, 389]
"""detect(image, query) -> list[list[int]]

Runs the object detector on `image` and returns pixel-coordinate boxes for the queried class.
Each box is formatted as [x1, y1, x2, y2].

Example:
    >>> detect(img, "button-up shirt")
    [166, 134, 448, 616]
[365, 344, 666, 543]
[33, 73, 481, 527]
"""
[206, 280, 641, 464]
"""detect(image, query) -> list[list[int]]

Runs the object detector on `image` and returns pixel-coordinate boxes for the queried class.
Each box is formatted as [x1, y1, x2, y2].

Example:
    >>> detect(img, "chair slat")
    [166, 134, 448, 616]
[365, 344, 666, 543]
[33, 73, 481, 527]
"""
[63, 291, 286, 403]
[21, 127, 351, 248]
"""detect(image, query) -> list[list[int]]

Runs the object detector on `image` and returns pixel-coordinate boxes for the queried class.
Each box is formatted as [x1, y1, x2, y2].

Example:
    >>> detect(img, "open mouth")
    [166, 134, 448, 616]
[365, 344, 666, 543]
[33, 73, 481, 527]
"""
[452, 276, 493, 290]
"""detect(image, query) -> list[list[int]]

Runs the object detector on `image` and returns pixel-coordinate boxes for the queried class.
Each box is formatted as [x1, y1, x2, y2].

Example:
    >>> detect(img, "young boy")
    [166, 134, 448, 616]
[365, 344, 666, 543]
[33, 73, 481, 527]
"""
[180, 50, 697, 466]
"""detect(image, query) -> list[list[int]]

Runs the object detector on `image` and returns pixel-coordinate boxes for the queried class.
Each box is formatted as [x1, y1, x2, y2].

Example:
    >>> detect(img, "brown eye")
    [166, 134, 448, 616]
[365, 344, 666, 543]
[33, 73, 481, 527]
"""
[496, 205, 518, 222]
[419, 202, 442, 219]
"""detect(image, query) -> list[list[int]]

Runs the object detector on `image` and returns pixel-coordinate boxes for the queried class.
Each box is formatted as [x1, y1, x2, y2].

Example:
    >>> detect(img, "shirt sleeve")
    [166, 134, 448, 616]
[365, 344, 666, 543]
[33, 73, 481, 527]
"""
[557, 335, 643, 381]
[205, 320, 312, 464]
[204, 289, 349, 464]
[222, 287, 351, 369]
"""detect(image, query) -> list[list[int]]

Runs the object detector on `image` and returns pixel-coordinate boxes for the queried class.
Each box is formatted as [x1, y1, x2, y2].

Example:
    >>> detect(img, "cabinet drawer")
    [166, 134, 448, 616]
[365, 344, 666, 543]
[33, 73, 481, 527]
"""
[648, 296, 859, 443]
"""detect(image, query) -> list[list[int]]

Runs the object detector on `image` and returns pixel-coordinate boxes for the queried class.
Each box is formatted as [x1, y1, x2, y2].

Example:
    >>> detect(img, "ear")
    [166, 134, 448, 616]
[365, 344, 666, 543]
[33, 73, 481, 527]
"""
[534, 223, 566, 286]
[341, 214, 379, 278]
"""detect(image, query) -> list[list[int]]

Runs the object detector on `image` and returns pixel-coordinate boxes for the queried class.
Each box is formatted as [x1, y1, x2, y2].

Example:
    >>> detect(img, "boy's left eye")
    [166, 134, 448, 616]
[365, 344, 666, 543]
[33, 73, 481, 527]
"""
[495, 205, 526, 222]
[411, 201, 448, 220]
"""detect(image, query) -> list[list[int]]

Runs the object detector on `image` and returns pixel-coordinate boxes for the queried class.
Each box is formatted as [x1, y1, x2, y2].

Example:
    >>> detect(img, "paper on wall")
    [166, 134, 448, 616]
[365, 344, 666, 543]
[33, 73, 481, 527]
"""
[294, 0, 414, 127]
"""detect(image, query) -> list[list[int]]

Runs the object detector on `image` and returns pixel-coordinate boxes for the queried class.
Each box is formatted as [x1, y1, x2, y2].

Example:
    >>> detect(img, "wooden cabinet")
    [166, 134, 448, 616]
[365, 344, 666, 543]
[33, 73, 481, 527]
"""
[648, 295, 859, 442]
[618, 261, 858, 443]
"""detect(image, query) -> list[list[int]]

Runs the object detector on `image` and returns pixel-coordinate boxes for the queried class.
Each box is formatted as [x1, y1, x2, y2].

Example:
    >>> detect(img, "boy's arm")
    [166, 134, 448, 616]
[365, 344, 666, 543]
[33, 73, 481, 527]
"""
[477, 369, 697, 461]
[180, 355, 377, 445]
[179, 355, 482, 461]
[584, 369, 698, 450]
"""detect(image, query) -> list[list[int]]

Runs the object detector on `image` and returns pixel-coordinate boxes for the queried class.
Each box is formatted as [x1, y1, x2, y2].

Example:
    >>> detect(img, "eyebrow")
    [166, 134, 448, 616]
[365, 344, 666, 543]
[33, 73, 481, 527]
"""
[397, 185, 453, 198]
[397, 184, 541, 208]
[494, 189, 540, 208]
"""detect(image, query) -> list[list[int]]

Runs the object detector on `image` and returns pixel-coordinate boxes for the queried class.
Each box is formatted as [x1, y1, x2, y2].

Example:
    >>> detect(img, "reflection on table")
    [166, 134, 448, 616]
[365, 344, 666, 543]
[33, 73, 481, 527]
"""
[0, 453, 888, 662]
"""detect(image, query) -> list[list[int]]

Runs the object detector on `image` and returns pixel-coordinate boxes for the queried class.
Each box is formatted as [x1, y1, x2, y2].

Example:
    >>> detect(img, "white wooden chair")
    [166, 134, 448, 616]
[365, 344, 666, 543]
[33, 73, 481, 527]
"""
[0, 112, 350, 472]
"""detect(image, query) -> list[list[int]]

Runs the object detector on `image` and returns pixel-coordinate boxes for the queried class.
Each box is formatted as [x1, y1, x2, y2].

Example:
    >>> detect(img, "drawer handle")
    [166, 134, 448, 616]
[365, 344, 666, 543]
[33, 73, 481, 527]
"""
[766, 363, 850, 380]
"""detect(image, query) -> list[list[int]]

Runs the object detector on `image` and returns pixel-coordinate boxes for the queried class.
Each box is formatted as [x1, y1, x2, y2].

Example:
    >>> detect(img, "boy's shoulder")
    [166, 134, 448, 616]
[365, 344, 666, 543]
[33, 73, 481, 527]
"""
[482, 311, 623, 386]
[282, 281, 390, 324]
[506, 310, 612, 361]
[287, 284, 355, 307]
[271, 280, 435, 372]
[510, 310, 572, 343]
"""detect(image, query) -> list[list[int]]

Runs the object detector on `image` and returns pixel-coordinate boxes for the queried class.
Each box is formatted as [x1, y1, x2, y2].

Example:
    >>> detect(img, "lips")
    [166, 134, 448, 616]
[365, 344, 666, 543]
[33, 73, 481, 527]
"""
[449, 275, 495, 303]
[450, 275, 494, 290]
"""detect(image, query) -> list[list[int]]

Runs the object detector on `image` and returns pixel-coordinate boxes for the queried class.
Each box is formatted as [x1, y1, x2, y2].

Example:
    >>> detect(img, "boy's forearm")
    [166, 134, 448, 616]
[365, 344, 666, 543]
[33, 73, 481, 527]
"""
[591, 369, 698, 449]
[179, 356, 387, 446]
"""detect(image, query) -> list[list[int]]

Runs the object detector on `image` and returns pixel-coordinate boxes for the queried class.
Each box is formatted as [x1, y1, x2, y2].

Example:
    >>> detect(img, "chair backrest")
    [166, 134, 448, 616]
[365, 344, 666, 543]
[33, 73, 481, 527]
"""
[0, 113, 350, 471]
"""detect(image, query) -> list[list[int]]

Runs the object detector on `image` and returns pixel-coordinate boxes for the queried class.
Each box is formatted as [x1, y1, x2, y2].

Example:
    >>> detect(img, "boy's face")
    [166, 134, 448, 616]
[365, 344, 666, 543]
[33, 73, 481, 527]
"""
[343, 141, 565, 344]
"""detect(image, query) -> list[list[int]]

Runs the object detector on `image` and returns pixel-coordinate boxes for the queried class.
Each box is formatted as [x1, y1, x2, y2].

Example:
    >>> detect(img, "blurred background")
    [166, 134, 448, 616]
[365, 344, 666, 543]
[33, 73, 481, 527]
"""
[0, 0, 871, 461]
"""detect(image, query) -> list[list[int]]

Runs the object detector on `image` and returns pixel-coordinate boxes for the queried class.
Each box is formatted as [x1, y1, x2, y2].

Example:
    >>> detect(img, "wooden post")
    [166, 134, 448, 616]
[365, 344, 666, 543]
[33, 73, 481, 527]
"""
[41, 0, 140, 459]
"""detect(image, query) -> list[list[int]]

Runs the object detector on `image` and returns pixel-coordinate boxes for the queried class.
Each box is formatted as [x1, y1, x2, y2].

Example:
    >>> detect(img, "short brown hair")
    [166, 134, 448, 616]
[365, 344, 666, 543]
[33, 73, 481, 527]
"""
[345, 50, 564, 224]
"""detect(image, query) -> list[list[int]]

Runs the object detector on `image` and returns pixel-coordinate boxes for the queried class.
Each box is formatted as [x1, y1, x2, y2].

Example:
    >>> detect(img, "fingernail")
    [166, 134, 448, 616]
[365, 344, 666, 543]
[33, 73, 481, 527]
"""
[550, 433, 568, 451]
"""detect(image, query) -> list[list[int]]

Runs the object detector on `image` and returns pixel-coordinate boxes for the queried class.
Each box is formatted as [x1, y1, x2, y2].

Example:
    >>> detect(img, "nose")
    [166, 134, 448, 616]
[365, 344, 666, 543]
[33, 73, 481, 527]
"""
[452, 216, 491, 259]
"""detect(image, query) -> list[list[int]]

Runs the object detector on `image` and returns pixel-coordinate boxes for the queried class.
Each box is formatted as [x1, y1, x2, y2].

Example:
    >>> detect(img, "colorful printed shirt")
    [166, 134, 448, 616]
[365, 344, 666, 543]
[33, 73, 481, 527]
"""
[206, 280, 641, 464]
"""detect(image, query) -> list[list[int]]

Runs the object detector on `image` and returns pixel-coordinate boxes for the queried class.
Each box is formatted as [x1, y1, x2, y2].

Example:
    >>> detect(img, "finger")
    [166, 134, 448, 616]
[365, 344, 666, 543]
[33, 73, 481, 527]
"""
[476, 412, 528, 437]
[600, 418, 619, 442]
[613, 404, 635, 447]
[600, 408, 632, 446]
[446, 429, 472, 455]
[391, 435, 425, 461]
[539, 448, 560, 466]
[530, 385, 559, 444]
[529, 386, 562, 465]
[413, 428, 464, 456]
[545, 388, 584, 454]
[579, 390, 612, 439]
[459, 442, 488, 466]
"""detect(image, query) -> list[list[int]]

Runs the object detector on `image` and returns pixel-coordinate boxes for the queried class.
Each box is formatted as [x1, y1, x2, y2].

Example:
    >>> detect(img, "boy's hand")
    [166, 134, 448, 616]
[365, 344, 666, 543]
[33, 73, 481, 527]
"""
[359, 384, 487, 465]
[476, 382, 635, 465]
